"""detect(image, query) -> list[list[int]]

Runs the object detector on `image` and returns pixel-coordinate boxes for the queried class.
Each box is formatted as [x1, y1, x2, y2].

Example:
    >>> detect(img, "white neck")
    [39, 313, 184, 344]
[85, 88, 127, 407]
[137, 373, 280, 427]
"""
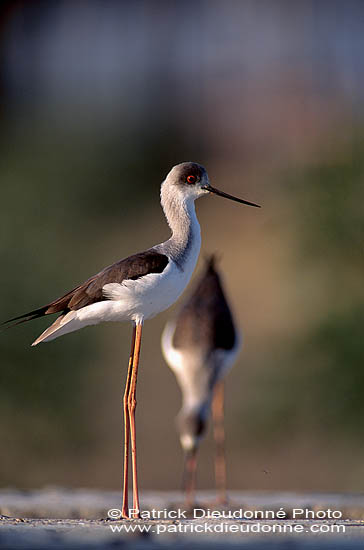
[159, 182, 201, 269]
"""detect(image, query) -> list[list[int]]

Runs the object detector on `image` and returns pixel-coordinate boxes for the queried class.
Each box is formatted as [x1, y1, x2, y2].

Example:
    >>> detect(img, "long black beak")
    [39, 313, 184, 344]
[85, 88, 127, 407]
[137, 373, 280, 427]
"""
[202, 184, 260, 208]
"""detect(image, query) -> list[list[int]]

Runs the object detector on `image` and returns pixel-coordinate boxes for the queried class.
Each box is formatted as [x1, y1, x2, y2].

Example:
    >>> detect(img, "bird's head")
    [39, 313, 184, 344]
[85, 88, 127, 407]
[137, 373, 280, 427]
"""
[177, 407, 208, 453]
[163, 161, 260, 207]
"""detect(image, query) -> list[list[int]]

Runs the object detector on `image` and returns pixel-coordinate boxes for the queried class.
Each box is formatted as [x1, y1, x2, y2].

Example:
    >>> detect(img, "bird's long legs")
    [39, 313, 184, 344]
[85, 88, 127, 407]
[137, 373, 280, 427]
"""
[183, 449, 198, 509]
[121, 322, 143, 519]
[212, 380, 227, 504]
[128, 322, 143, 518]
[121, 324, 136, 519]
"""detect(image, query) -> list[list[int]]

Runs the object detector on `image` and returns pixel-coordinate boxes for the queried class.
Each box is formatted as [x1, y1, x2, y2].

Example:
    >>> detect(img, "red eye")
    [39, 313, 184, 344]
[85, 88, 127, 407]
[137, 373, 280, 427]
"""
[187, 175, 196, 184]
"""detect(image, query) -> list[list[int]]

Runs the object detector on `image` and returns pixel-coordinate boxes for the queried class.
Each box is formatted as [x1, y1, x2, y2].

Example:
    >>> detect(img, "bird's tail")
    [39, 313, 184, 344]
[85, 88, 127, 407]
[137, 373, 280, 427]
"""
[1, 307, 80, 346]
[31, 311, 79, 346]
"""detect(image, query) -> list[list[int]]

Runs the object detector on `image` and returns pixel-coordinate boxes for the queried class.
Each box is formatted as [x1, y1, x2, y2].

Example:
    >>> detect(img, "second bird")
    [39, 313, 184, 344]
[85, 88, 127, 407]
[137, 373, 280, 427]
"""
[162, 255, 241, 506]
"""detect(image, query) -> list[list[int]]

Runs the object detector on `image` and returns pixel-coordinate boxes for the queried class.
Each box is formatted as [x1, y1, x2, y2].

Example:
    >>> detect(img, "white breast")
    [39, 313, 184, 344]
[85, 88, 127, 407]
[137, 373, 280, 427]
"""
[100, 258, 195, 323]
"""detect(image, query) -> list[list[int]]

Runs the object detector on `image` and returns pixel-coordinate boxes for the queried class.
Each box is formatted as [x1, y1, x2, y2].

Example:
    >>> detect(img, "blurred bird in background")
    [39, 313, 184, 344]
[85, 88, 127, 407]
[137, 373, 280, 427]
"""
[162, 255, 241, 506]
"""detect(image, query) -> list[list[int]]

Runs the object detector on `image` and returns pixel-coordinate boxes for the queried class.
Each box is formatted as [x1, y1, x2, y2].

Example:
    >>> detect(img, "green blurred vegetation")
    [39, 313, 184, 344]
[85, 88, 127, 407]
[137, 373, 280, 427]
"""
[2, 0, 364, 494]
[234, 137, 364, 443]
[286, 139, 364, 434]
[4, 121, 364, 492]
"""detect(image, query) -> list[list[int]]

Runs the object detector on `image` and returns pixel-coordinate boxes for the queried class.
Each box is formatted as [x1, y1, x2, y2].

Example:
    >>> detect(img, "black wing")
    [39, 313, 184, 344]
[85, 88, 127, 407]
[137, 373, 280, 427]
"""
[2, 250, 169, 328]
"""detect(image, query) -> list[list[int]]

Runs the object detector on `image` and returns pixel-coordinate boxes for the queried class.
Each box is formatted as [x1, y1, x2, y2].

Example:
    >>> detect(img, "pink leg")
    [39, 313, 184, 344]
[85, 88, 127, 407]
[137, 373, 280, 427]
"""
[121, 324, 136, 519]
[128, 322, 143, 519]
[183, 449, 197, 509]
[212, 381, 227, 504]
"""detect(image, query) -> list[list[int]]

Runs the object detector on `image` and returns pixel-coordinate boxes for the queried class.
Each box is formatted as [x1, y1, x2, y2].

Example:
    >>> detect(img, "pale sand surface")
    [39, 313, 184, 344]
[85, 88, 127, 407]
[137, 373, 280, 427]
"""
[1, 489, 364, 548]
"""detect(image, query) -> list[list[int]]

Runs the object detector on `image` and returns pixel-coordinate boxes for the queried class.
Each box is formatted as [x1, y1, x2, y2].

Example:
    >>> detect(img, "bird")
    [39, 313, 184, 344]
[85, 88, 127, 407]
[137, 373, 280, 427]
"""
[2, 161, 259, 519]
[162, 254, 240, 507]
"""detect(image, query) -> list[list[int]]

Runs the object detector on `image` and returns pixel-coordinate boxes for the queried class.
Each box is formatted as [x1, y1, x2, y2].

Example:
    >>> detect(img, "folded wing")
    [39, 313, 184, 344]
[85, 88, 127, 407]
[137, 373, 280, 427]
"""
[2, 250, 169, 329]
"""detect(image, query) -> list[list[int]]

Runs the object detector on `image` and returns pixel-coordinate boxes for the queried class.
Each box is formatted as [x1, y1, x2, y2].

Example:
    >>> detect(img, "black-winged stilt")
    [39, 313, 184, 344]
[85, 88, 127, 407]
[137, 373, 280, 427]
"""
[3, 162, 259, 519]
[162, 255, 240, 506]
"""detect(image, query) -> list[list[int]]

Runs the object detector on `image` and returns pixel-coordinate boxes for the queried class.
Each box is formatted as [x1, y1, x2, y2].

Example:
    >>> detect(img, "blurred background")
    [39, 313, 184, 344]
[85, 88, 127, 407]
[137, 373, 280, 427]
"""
[1, 0, 364, 494]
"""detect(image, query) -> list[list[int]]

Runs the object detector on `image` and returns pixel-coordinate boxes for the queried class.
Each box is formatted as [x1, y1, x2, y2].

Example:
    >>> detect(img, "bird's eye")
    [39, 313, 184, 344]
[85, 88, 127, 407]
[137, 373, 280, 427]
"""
[186, 175, 196, 184]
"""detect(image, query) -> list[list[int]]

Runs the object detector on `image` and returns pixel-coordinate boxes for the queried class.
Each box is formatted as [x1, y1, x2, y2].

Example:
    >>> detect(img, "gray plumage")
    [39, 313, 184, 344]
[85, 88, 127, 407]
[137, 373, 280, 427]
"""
[155, 163, 207, 269]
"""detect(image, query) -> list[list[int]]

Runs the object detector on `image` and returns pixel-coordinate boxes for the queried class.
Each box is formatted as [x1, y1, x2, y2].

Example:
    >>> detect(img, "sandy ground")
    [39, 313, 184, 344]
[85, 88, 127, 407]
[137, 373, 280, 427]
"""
[1, 489, 364, 548]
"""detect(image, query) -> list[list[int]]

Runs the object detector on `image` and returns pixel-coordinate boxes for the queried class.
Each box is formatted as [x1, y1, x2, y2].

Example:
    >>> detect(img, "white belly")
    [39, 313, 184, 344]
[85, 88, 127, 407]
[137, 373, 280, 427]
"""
[162, 321, 241, 410]
[101, 260, 193, 322]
